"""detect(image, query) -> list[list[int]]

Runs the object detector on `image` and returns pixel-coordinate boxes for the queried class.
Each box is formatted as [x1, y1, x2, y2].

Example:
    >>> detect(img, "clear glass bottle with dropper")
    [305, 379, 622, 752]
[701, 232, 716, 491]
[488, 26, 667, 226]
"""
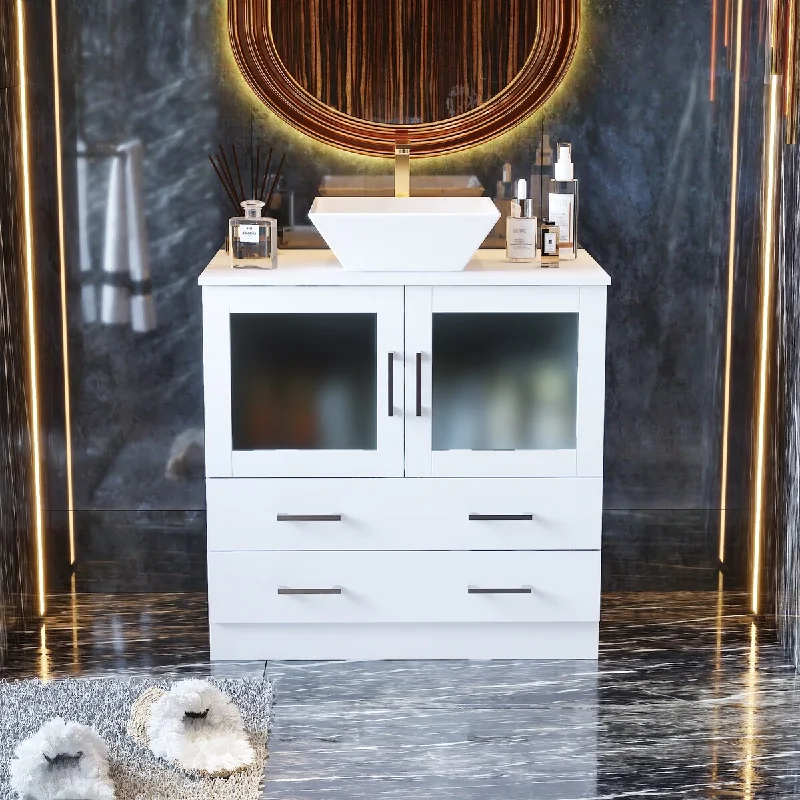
[505, 179, 537, 262]
[229, 199, 278, 269]
[548, 143, 579, 260]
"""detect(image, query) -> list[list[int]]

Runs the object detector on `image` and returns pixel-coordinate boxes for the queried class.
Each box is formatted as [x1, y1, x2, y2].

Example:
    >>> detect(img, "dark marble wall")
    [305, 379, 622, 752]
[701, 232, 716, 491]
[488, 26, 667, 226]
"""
[57, 0, 218, 511]
[774, 143, 800, 661]
[40, 0, 763, 592]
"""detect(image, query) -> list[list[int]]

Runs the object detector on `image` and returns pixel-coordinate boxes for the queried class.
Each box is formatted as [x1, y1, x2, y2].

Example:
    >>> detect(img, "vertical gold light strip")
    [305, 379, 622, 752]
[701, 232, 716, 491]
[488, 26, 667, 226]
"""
[711, 0, 719, 101]
[786, 0, 797, 112]
[752, 73, 781, 616]
[17, 0, 47, 617]
[769, 0, 782, 76]
[786, 0, 798, 143]
[50, 0, 75, 567]
[719, 0, 745, 564]
[725, 0, 732, 47]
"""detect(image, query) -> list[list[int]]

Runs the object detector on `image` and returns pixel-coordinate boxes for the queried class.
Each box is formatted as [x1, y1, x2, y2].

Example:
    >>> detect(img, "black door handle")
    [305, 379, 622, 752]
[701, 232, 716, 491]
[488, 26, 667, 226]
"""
[416, 352, 422, 417]
[388, 352, 394, 417]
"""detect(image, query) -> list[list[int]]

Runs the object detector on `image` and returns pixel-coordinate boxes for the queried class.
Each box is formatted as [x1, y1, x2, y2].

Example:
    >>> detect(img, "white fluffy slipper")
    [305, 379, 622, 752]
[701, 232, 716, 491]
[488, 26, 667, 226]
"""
[8, 717, 115, 800]
[139, 679, 254, 776]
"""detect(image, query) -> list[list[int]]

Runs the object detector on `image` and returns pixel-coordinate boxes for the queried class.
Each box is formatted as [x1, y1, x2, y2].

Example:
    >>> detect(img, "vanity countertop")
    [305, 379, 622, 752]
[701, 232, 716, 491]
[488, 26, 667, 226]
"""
[198, 248, 611, 287]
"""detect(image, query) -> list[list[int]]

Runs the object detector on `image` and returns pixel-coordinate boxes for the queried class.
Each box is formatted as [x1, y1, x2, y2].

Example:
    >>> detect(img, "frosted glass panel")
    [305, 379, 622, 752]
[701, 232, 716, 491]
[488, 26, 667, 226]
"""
[230, 314, 376, 451]
[432, 313, 578, 451]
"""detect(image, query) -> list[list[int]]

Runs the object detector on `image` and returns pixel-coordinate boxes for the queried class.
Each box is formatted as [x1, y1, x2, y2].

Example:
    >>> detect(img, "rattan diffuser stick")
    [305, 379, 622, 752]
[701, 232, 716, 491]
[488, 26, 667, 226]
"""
[209, 142, 286, 215]
[208, 155, 240, 213]
[264, 152, 286, 211]
[258, 146, 274, 202]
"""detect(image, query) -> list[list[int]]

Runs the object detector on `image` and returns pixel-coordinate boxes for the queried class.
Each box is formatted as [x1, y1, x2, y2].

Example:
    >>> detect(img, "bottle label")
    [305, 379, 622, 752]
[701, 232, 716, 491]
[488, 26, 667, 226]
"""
[507, 243, 536, 259]
[239, 224, 260, 244]
[505, 218, 536, 260]
[548, 193, 573, 246]
[543, 231, 558, 255]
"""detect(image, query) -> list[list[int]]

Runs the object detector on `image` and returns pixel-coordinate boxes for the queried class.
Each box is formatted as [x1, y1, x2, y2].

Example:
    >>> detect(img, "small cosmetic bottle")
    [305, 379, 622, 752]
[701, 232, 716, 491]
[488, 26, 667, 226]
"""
[540, 220, 560, 267]
[506, 179, 537, 262]
[548, 143, 579, 260]
[229, 199, 278, 269]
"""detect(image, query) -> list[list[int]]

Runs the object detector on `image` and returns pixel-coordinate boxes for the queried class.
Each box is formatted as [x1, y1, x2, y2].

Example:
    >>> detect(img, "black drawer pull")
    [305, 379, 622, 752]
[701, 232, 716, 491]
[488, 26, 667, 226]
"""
[468, 586, 532, 594]
[277, 514, 342, 522]
[468, 514, 533, 522]
[278, 587, 343, 595]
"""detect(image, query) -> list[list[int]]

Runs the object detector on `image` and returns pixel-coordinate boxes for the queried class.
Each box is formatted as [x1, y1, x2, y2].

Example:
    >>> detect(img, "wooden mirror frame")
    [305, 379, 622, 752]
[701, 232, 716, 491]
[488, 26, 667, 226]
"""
[229, 0, 580, 158]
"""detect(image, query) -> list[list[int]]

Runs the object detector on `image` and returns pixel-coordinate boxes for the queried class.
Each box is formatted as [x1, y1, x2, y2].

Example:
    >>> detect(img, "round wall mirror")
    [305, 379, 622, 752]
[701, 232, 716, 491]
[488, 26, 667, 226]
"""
[229, 0, 580, 157]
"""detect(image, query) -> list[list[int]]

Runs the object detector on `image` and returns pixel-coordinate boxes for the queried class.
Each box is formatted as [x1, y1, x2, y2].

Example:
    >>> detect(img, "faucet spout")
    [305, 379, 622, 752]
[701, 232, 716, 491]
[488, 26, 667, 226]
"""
[394, 145, 410, 198]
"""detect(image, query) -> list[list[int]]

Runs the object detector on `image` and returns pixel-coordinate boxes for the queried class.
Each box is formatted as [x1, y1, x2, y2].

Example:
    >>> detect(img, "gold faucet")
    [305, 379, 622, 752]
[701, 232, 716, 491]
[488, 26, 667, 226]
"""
[394, 145, 410, 198]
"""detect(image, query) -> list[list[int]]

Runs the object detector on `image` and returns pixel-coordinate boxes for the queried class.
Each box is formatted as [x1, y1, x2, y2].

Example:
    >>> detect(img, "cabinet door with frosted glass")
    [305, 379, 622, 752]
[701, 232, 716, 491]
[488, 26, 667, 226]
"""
[404, 285, 606, 478]
[203, 285, 404, 478]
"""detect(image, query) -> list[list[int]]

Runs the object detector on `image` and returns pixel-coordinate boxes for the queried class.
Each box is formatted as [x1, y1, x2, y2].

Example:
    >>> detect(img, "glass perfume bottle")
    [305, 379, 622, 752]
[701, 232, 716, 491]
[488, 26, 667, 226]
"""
[540, 220, 560, 267]
[548, 143, 579, 260]
[229, 200, 278, 269]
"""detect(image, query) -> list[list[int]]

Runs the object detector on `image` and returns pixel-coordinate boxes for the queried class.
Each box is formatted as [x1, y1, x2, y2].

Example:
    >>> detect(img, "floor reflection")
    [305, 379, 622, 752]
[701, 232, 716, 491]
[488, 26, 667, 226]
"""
[743, 621, 758, 799]
[3, 590, 800, 798]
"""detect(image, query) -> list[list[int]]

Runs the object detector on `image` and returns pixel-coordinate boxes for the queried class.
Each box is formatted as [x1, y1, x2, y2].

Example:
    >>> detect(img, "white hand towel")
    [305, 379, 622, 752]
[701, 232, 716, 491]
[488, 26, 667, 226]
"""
[77, 139, 97, 323]
[120, 139, 156, 333]
[101, 150, 132, 325]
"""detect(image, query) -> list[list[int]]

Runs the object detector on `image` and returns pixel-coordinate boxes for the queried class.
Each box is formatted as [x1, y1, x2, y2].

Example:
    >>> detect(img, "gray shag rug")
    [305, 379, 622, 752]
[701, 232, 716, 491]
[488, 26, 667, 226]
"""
[0, 677, 274, 800]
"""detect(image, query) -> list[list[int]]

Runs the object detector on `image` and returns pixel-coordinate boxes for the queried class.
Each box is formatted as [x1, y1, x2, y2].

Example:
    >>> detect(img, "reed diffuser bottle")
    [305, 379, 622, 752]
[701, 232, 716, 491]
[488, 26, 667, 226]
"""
[229, 200, 278, 269]
[210, 141, 286, 269]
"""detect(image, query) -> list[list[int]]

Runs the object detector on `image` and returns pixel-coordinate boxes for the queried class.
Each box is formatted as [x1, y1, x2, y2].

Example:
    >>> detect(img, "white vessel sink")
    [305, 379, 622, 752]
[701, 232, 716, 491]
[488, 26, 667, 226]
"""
[308, 196, 500, 272]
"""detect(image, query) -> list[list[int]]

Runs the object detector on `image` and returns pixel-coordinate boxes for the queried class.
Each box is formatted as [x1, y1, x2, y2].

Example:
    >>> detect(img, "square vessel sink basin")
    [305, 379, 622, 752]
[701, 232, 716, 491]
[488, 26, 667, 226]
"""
[308, 196, 500, 272]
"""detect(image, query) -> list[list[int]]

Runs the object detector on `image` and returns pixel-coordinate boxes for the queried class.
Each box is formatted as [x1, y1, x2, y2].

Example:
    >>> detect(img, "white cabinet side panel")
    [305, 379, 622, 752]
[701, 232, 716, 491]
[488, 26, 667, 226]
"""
[576, 286, 608, 477]
[202, 287, 233, 478]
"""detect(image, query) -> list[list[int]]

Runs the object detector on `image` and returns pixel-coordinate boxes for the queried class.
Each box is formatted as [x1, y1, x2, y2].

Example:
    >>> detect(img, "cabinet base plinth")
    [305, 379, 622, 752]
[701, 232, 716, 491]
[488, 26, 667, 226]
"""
[210, 621, 600, 661]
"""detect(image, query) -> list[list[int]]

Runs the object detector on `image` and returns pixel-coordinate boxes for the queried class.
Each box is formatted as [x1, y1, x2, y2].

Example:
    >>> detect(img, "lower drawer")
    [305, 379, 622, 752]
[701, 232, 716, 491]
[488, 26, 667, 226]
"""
[208, 550, 601, 625]
[207, 477, 602, 551]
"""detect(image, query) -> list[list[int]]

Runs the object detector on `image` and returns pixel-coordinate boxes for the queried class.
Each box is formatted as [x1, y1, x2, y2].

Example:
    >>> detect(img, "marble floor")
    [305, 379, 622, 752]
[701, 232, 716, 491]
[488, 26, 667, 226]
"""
[3, 588, 800, 798]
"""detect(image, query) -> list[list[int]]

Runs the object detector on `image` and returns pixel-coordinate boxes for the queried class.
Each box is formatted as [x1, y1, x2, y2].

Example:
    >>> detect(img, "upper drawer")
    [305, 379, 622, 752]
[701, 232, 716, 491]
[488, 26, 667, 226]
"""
[208, 550, 601, 625]
[206, 477, 602, 551]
